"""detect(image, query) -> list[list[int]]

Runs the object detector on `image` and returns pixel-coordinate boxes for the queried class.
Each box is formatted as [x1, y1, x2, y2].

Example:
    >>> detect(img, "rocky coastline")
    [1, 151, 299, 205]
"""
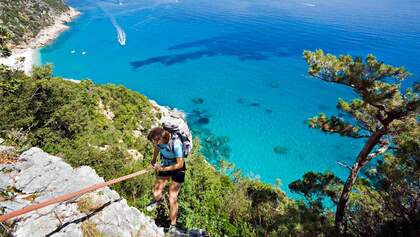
[0, 7, 80, 74]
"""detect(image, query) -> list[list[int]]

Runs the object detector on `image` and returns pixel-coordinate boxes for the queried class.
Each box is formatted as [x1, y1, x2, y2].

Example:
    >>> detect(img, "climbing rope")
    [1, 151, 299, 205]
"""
[0, 168, 151, 222]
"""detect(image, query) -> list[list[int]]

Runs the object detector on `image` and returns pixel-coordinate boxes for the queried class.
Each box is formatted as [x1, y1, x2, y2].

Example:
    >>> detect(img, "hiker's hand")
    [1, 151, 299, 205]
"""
[153, 164, 162, 172]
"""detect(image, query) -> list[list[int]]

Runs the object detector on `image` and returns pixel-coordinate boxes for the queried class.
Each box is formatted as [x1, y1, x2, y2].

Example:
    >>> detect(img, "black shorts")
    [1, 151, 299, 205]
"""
[157, 169, 185, 183]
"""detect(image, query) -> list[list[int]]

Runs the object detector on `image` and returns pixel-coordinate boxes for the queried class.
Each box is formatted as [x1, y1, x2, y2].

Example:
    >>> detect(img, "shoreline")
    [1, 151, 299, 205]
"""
[0, 7, 80, 75]
[0, 4, 209, 173]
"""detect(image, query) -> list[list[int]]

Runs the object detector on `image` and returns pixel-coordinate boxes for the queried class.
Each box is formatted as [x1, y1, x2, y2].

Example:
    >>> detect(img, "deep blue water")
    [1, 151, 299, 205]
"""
[41, 0, 420, 194]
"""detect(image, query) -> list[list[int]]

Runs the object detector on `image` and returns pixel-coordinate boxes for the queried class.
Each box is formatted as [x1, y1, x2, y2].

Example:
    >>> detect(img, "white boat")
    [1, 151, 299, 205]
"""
[117, 27, 126, 46]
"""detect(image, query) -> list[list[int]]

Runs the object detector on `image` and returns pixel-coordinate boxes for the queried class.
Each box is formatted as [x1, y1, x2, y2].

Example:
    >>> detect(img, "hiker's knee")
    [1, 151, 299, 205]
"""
[153, 179, 167, 197]
[153, 188, 162, 198]
[169, 182, 181, 203]
[169, 192, 178, 204]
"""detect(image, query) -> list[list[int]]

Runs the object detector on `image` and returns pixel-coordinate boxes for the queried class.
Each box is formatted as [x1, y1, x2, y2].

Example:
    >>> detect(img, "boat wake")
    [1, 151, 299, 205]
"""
[97, 0, 181, 46]
[130, 16, 158, 31]
[98, 2, 127, 46]
[111, 17, 126, 46]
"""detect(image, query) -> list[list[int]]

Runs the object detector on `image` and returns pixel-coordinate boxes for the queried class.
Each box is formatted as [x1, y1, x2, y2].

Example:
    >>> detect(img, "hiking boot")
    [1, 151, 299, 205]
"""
[146, 199, 161, 212]
[167, 225, 182, 236]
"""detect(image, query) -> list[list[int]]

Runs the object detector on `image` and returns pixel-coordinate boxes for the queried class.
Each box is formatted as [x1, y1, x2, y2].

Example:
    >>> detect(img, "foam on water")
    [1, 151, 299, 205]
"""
[97, 2, 127, 46]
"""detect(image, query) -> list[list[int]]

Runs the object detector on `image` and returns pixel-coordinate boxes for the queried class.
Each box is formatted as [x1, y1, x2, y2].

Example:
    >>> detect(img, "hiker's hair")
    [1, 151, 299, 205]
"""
[147, 127, 170, 142]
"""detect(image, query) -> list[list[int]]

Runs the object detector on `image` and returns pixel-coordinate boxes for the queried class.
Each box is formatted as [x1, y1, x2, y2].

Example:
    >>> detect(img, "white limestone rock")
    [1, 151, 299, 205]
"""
[0, 147, 164, 237]
[0, 173, 11, 189]
[127, 149, 143, 161]
[149, 99, 192, 141]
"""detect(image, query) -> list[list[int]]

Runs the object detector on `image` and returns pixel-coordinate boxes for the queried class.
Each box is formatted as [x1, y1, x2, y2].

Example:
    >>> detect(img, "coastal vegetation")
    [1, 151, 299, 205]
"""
[290, 50, 419, 236]
[0, 63, 333, 236]
[1, 53, 418, 236]
[1, 1, 419, 236]
[0, 26, 12, 57]
[0, 0, 68, 44]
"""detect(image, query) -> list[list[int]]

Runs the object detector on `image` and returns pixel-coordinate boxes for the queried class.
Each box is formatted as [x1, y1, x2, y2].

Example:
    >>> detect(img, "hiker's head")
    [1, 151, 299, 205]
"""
[147, 127, 170, 145]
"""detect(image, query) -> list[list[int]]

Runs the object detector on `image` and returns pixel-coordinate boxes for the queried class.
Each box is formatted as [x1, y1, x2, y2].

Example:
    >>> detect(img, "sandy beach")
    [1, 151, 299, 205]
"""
[0, 7, 80, 74]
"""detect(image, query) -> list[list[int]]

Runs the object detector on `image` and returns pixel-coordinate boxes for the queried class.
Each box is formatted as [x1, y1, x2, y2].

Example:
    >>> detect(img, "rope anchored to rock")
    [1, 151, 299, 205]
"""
[0, 168, 151, 222]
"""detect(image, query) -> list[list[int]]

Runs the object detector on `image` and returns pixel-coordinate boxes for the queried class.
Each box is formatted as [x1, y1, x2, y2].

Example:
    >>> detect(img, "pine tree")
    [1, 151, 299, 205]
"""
[303, 49, 419, 234]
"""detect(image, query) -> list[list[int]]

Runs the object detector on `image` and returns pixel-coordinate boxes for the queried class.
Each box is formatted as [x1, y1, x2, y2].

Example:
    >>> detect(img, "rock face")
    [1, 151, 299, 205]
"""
[149, 99, 191, 135]
[0, 147, 164, 237]
[0, 0, 71, 45]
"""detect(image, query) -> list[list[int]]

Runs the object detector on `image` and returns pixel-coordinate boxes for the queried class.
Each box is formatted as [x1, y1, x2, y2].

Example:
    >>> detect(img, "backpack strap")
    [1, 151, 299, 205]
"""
[160, 133, 187, 170]
[167, 133, 178, 153]
[162, 122, 180, 134]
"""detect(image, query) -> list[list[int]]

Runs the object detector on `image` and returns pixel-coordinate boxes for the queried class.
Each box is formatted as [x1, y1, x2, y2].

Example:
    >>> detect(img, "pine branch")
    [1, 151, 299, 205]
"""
[336, 161, 352, 171]
[308, 113, 368, 138]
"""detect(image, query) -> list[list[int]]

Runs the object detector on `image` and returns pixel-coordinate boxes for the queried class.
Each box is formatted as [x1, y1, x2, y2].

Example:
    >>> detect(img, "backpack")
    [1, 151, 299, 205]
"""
[162, 118, 193, 157]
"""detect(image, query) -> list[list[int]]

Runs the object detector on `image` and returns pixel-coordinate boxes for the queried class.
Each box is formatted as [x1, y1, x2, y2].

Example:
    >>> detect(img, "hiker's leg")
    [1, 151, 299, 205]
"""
[168, 181, 182, 225]
[153, 177, 168, 201]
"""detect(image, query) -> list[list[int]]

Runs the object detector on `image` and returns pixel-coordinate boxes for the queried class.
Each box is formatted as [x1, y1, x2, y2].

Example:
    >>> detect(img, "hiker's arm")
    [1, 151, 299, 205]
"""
[159, 157, 184, 171]
[156, 139, 183, 171]
[151, 146, 159, 166]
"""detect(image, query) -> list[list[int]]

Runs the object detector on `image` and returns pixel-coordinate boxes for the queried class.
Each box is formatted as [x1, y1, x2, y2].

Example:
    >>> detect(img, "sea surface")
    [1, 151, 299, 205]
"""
[40, 0, 420, 194]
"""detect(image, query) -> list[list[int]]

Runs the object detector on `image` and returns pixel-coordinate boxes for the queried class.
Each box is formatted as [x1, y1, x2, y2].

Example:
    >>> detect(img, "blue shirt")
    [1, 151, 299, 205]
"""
[157, 137, 183, 167]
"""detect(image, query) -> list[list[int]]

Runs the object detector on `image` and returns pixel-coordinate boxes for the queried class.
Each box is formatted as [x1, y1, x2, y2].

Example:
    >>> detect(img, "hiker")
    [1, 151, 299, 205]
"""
[146, 126, 189, 234]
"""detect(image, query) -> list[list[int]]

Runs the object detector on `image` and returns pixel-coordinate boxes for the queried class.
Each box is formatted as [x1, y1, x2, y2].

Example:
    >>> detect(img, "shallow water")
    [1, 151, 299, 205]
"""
[41, 0, 420, 193]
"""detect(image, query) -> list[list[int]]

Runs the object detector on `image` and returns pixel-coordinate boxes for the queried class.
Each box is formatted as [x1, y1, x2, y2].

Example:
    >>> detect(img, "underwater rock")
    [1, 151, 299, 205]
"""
[269, 83, 279, 88]
[197, 117, 210, 125]
[190, 127, 201, 135]
[202, 134, 231, 166]
[192, 108, 206, 115]
[237, 98, 244, 104]
[199, 128, 212, 136]
[265, 109, 273, 114]
[192, 97, 204, 104]
[273, 146, 288, 154]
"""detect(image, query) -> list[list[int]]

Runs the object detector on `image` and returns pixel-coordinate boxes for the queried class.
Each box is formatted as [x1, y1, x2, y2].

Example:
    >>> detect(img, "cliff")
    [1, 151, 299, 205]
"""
[0, 74, 191, 236]
[0, 0, 80, 74]
[0, 146, 164, 237]
[0, 0, 69, 45]
[0, 1, 334, 236]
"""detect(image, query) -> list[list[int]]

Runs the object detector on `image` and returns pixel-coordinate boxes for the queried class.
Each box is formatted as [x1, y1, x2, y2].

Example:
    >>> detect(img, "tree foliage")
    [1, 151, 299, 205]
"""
[0, 26, 13, 57]
[0, 0, 68, 44]
[0, 65, 333, 236]
[296, 49, 420, 236]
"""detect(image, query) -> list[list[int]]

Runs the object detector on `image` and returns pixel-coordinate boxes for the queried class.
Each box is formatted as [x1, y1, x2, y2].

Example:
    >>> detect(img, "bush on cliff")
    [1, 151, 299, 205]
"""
[0, 65, 333, 236]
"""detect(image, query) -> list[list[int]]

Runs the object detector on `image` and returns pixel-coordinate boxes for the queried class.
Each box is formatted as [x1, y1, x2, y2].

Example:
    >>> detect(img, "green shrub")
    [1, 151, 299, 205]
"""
[0, 65, 332, 236]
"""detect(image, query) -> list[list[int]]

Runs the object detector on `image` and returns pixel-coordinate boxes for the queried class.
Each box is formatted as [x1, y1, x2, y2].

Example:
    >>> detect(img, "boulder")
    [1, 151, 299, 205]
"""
[0, 147, 164, 237]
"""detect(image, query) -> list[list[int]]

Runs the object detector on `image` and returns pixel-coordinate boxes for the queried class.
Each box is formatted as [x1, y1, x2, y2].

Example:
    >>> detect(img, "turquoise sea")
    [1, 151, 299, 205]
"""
[41, 0, 420, 193]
